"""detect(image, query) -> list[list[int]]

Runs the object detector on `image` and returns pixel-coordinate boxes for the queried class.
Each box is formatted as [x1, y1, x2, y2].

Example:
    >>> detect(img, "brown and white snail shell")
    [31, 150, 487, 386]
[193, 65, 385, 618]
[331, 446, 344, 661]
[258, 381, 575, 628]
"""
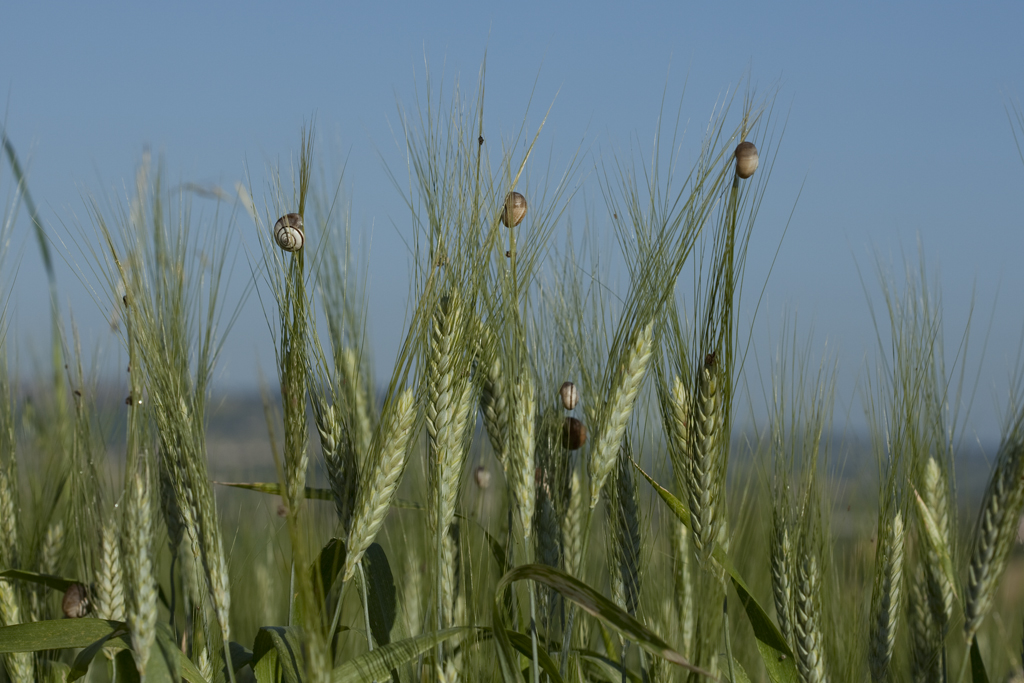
[274, 213, 304, 252]
[500, 192, 527, 228]
[561, 417, 587, 450]
[62, 582, 90, 619]
[734, 141, 759, 179]
[560, 381, 579, 411]
[474, 465, 492, 490]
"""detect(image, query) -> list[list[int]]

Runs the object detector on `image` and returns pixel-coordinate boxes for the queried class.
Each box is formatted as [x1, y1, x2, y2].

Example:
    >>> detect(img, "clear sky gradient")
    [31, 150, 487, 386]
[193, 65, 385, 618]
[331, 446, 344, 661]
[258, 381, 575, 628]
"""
[2, 1, 1023, 441]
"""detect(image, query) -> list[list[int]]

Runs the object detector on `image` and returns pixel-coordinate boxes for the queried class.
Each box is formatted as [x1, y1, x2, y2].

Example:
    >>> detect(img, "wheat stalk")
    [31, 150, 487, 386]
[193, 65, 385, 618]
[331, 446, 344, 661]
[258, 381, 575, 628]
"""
[589, 321, 654, 506]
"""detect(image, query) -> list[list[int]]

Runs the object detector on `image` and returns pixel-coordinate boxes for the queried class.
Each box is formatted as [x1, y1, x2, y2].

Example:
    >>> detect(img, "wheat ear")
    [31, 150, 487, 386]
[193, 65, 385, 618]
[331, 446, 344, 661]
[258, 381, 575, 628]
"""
[40, 519, 64, 577]
[342, 389, 417, 581]
[339, 347, 374, 466]
[688, 354, 725, 559]
[508, 371, 537, 536]
[589, 321, 654, 506]
[667, 374, 693, 496]
[95, 520, 125, 621]
[794, 553, 827, 683]
[965, 436, 1024, 642]
[614, 443, 642, 617]
[562, 469, 584, 578]
[535, 476, 561, 570]
[771, 515, 794, 647]
[672, 518, 694, 656]
[480, 343, 509, 469]
[126, 467, 158, 678]
[426, 294, 466, 534]
[0, 579, 34, 682]
[0, 465, 19, 569]
[919, 455, 953, 634]
[908, 563, 942, 683]
[868, 511, 904, 682]
[312, 394, 358, 533]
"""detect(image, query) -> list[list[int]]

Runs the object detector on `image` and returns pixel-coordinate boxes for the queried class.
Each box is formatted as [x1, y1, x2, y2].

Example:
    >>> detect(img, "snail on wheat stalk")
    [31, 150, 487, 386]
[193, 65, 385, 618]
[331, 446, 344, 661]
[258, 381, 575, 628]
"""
[274, 213, 304, 252]
[500, 192, 527, 228]
[734, 141, 759, 179]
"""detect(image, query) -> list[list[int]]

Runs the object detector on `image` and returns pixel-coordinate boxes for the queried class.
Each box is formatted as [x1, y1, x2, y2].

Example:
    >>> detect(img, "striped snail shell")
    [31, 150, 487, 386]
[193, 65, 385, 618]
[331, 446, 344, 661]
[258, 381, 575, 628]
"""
[500, 192, 527, 228]
[561, 417, 587, 450]
[62, 582, 91, 619]
[560, 381, 579, 410]
[734, 141, 759, 179]
[274, 213, 304, 252]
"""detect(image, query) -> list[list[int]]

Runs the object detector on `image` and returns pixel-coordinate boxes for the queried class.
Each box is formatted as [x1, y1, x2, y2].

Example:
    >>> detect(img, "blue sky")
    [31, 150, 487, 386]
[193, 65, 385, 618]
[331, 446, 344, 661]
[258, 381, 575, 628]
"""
[1, 1, 1023, 441]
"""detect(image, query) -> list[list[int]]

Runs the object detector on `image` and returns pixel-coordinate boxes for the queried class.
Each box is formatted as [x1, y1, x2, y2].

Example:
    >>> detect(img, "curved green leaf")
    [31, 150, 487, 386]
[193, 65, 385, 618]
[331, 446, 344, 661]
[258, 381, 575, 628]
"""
[215, 481, 333, 500]
[106, 624, 180, 683]
[362, 543, 397, 647]
[253, 626, 306, 683]
[505, 630, 564, 683]
[576, 650, 642, 683]
[0, 618, 126, 652]
[971, 637, 990, 683]
[725, 655, 753, 683]
[313, 538, 347, 603]
[67, 631, 131, 681]
[0, 569, 81, 593]
[330, 627, 475, 683]
[494, 564, 711, 678]
[632, 458, 799, 683]
[214, 641, 255, 683]
[64, 624, 209, 682]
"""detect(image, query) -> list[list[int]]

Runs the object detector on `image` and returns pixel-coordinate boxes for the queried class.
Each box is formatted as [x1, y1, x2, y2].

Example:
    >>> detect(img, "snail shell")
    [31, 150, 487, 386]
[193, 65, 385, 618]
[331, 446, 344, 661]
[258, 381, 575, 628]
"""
[559, 381, 579, 410]
[561, 417, 587, 450]
[274, 213, 305, 252]
[734, 141, 759, 179]
[62, 582, 90, 619]
[500, 192, 527, 228]
[474, 465, 492, 490]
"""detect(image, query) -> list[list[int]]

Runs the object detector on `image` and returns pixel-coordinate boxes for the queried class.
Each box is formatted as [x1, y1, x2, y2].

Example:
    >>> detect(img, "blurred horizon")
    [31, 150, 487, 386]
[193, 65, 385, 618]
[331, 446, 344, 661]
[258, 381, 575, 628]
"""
[2, 1, 1023, 444]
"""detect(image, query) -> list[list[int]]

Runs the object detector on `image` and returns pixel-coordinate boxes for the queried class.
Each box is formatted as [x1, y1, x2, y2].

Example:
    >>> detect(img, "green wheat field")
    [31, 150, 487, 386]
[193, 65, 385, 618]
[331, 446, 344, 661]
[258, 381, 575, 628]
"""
[1, 79, 1024, 683]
